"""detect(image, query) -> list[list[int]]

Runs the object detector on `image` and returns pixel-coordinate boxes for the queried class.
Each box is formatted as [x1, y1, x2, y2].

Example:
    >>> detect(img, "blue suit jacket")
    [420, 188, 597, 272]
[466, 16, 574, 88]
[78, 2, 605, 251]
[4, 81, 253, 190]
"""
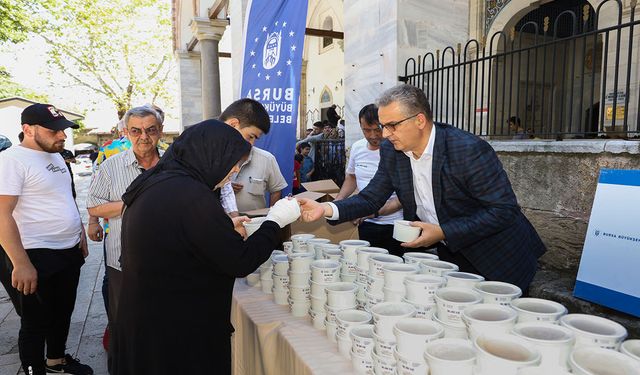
[332, 123, 546, 289]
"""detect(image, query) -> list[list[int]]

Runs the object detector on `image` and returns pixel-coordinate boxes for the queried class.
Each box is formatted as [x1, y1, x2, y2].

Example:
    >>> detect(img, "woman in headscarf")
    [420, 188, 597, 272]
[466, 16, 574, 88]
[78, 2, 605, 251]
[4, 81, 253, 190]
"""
[111, 120, 300, 375]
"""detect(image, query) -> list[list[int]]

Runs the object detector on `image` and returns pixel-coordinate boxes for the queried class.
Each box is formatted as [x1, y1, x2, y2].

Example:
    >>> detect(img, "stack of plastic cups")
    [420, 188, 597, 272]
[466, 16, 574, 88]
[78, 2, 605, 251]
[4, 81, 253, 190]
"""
[290, 233, 315, 253]
[339, 240, 370, 283]
[320, 244, 342, 261]
[259, 254, 275, 294]
[350, 324, 376, 374]
[393, 318, 444, 374]
[282, 241, 293, 255]
[309, 259, 340, 329]
[324, 282, 358, 343]
[335, 309, 372, 358]
[370, 302, 416, 374]
[287, 252, 314, 317]
[355, 247, 388, 310]
[402, 251, 439, 264]
[381, 262, 419, 302]
[271, 254, 290, 305]
[402, 274, 445, 319]
[306, 238, 331, 260]
[434, 287, 482, 339]
[419, 259, 459, 277]
[365, 254, 403, 312]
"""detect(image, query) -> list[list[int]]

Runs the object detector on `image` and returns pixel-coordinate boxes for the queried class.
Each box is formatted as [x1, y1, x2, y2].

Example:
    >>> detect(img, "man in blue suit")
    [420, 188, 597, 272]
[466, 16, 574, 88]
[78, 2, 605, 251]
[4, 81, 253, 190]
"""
[299, 84, 546, 290]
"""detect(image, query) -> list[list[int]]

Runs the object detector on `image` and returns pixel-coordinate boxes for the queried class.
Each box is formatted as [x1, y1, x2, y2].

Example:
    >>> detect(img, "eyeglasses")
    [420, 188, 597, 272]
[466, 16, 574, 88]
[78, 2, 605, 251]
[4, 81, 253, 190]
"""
[379, 113, 420, 132]
[128, 126, 159, 137]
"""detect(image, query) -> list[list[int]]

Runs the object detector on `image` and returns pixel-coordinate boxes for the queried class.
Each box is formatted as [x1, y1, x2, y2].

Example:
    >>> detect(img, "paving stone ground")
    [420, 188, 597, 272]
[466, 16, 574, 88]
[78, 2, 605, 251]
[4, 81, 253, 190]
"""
[0, 174, 109, 375]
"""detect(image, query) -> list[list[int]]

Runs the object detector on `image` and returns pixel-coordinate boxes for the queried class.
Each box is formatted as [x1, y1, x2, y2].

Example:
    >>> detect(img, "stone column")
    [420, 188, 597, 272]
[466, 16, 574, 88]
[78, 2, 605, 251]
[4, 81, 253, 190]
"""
[190, 17, 228, 120]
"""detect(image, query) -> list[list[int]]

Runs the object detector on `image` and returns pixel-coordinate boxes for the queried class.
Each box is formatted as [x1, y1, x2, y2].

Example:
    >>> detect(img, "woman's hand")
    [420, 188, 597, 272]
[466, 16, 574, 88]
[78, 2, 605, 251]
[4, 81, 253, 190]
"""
[231, 216, 251, 238]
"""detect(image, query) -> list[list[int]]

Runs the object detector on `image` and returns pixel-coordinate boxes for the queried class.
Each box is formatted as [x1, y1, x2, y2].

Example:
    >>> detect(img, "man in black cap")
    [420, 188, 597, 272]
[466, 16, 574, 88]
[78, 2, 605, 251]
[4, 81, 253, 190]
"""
[0, 103, 94, 375]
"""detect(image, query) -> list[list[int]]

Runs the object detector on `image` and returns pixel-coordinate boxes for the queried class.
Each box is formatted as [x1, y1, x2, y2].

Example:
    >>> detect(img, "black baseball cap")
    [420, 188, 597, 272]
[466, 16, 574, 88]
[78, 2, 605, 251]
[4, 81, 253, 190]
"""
[21, 103, 79, 130]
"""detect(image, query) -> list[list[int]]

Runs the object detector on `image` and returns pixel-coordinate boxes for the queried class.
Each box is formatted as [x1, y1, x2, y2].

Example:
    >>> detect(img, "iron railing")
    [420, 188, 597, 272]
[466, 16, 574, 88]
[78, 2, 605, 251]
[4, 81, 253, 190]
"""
[313, 139, 345, 186]
[400, 0, 640, 139]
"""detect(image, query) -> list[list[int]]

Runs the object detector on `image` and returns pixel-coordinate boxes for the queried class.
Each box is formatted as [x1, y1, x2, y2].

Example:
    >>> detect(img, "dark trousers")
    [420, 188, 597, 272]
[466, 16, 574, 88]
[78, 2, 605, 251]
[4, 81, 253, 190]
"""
[106, 266, 122, 373]
[13, 245, 84, 373]
[358, 222, 406, 258]
[102, 235, 109, 316]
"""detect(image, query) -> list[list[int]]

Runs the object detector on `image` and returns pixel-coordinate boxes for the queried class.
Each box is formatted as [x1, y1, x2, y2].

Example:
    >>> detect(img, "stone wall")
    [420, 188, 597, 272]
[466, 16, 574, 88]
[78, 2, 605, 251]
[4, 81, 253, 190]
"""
[491, 139, 640, 337]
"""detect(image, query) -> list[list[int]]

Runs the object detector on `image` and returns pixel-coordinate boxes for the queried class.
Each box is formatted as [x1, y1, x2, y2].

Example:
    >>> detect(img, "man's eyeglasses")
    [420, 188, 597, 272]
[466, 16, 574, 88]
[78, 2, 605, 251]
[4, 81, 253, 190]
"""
[128, 126, 159, 137]
[379, 113, 420, 132]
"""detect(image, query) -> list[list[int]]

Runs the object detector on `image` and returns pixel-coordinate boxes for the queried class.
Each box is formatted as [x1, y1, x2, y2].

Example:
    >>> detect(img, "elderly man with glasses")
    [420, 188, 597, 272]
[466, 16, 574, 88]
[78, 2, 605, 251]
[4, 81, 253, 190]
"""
[299, 84, 546, 292]
[86, 105, 164, 366]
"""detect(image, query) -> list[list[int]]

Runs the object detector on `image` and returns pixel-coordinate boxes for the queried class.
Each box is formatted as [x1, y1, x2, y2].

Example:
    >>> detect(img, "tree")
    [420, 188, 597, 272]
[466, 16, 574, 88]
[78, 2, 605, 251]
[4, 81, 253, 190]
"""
[0, 0, 46, 43]
[36, 0, 175, 118]
[0, 67, 48, 101]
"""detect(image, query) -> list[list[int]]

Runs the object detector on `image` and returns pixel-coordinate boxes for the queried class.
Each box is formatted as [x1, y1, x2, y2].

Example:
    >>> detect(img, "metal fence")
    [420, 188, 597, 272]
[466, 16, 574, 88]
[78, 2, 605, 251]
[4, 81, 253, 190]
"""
[313, 139, 345, 186]
[400, 0, 640, 139]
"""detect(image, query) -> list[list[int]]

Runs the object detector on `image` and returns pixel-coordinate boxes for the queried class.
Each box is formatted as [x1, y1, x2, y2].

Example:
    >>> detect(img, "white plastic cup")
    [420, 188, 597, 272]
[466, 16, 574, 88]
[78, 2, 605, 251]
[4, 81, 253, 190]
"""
[365, 291, 384, 310]
[243, 216, 267, 237]
[473, 281, 522, 306]
[402, 298, 437, 320]
[339, 239, 370, 262]
[310, 279, 330, 298]
[373, 329, 397, 358]
[424, 338, 476, 375]
[282, 241, 293, 254]
[366, 274, 385, 294]
[325, 303, 355, 324]
[393, 317, 444, 361]
[351, 349, 374, 374]
[404, 274, 446, 305]
[419, 259, 459, 277]
[310, 293, 326, 311]
[246, 272, 260, 287]
[290, 233, 315, 252]
[306, 238, 331, 259]
[371, 302, 417, 339]
[325, 319, 338, 342]
[272, 274, 289, 290]
[434, 287, 482, 325]
[340, 272, 357, 283]
[325, 282, 358, 308]
[350, 324, 376, 357]
[432, 314, 468, 339]
[445, 271, 485, 289]
[336, 332, 352, 358]
[336, 309, 372, 337]
[287, 270, 311, 287]
[322, 247, 342, 261]
[260, 278, 273, 294]
[372, 348, 397, 375]
[511, 322, 575, 371]
[402, 251, 439, 264]
[393, 347, 429, 375]
[461, 303, 518, 341]
[356, 247, 389, 268]
[570, 346, 640, 375]
[560, 313, 628, 350]
[473, 334, 541, 374]
[309, 308, 326, 330]
[383, 262, 419, 290]
[288, 252, 314, 272]
[289, 299, 310, 317]
[393, 220, 421, 242]
[339, 258, 357, 275]
[368, 254, 403, 277]
[289, 285, 310, 300]
[271, 254, 290, 276]
[510, 298, 567, 324]
[621, 339, 640, 363]
[310, 259, 340, 283]
[273, 288, 289, 305]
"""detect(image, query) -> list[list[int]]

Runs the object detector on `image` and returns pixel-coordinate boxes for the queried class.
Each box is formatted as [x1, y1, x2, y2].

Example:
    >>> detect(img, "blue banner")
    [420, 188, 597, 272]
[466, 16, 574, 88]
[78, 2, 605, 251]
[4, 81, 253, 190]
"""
[241, 0, 308, 196]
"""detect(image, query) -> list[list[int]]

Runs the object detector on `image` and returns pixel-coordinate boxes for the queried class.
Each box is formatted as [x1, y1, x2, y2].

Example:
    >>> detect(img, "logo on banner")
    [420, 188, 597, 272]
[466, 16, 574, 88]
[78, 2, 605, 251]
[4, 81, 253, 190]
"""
[263, 31, 281, 70]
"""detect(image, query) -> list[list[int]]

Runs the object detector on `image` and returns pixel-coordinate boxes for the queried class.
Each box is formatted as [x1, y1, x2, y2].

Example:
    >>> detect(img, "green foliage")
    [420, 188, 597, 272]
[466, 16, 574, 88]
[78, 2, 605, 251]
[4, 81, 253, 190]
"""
[0, 0, 47, 43]
[36, 0, 175, 118]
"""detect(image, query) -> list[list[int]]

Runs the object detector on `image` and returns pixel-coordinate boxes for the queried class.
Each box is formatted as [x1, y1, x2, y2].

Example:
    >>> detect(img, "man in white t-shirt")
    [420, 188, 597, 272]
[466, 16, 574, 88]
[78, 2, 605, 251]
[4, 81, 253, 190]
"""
[334, 104, 404, 256]
[0, 103, 93, 375]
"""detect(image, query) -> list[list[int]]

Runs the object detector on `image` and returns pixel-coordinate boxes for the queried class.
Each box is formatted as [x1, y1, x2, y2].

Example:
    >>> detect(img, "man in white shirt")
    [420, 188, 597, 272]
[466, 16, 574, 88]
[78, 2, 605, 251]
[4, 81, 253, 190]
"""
[217, 98, 280, 215]
[334, 104, 403, 256]
[0, 103, 93, 375]
[298, 85, 545, 291]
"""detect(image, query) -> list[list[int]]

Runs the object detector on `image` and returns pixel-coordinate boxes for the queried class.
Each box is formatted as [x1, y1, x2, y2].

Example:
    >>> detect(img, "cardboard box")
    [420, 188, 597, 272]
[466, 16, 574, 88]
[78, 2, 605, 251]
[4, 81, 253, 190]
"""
[240, 179, 359, 243]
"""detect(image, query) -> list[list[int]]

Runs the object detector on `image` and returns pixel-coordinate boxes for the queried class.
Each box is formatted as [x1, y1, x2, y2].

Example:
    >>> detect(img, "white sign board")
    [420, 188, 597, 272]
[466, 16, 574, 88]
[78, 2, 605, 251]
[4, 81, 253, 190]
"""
[574, 169, 640, 317]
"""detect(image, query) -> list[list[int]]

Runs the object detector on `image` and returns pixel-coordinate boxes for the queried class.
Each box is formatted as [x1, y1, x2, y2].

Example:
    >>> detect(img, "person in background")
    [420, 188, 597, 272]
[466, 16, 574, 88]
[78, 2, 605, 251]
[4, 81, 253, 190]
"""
[334, 104, 404, 256]
[293, 153, 304, 195]
[296, 121, 324, 161]
[111, 121, 301, 374]
[337, 119, 345, 138]
[508, 116, 527, 139]
[305, 128, 314, 137]
[0, 103, 93, 375]
[327, 104, 341, 127]
[298, 84, 546, 291]
[297, 142, 314, 183]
